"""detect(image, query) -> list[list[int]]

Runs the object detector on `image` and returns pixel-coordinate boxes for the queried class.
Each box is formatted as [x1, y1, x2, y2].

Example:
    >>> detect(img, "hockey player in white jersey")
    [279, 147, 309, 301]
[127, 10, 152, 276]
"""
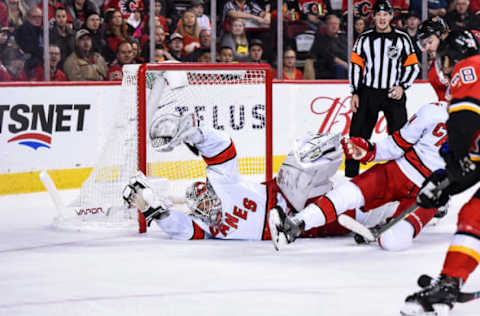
[269, 101, 449, 251]
[122, 112, 355, 240]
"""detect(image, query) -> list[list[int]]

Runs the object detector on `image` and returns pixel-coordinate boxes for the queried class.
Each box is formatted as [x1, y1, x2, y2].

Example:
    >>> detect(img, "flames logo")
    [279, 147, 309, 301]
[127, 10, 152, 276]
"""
[120, 0, 138, 14]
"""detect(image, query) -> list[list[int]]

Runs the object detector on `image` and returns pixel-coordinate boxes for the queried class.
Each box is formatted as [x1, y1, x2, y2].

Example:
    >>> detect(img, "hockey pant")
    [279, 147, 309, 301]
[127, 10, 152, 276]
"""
[297, 160, 437, 250]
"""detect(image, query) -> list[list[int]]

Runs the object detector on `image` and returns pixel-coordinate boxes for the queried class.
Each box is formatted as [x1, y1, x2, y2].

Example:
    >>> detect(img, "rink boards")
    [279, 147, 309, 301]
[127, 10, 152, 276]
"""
[0, 80, 436, 194]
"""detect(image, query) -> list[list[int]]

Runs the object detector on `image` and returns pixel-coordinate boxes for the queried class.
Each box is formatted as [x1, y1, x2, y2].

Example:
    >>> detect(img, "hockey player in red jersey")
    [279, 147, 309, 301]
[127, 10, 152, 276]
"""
[401, 28, 480, 316]
[268, 97, 449, 251]
[417, 16, 450, 101]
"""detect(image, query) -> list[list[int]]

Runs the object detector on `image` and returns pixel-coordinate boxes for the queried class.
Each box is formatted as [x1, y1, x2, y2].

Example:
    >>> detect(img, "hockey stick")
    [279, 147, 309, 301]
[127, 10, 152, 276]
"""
[39, 170, 65, 218]
[338, 177, 451, 243]
[418, 275, 480, 303]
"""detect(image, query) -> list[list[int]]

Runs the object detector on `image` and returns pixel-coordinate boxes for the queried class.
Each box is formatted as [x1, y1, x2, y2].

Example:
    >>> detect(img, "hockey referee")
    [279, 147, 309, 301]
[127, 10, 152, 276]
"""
[346, 0, 420, 178]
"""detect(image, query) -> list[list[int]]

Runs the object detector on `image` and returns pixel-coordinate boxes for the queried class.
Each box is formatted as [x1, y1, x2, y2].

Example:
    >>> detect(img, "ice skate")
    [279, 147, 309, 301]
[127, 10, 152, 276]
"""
[268, 206, 304, 251]
[401, 274, 461, 316]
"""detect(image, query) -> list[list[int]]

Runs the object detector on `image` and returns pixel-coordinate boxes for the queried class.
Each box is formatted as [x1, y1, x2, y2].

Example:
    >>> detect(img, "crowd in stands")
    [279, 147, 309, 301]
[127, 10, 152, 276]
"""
[1, 0, 480, 81]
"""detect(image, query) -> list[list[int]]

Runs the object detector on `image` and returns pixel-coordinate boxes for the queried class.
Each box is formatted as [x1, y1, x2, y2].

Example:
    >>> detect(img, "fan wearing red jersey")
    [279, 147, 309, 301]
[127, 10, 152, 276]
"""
[269, 99, 449, 252]
[402, 29, 480, 316]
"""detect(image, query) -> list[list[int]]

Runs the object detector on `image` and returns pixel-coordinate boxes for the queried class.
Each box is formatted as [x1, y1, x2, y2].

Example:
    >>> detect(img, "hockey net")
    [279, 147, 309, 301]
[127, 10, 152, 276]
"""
[58, 63, 273, 232]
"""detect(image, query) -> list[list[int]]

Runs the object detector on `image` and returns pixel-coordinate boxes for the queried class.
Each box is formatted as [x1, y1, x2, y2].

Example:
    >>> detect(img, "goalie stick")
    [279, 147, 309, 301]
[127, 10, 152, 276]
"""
[338, 178, 450, 243]
[417, 274, 480, 303]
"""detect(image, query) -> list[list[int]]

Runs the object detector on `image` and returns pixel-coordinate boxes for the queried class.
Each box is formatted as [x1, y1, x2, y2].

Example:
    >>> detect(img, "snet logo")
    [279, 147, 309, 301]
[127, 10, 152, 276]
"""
[0, 104, 90, 150]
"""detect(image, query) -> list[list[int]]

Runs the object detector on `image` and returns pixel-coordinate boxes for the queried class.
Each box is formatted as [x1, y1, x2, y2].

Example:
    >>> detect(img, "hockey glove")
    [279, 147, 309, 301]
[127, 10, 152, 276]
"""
[341, 137, 376, 164]
[122, 172, 171, 227]
[439, 143, 478, 194]
[417, 169, 451, 209]
[149, 113, 203, 152]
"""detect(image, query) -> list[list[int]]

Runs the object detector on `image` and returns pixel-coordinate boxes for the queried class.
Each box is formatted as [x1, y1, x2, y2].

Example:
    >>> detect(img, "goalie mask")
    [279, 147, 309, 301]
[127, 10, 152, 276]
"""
[185, 181, 222, 227]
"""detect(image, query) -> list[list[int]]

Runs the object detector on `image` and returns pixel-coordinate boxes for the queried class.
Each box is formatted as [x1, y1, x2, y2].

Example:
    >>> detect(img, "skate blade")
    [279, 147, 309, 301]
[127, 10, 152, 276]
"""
[268, 209, 287, 251]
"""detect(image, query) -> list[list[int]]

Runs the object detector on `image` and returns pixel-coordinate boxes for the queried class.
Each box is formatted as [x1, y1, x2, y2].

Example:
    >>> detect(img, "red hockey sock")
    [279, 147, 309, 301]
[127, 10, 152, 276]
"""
[441, 250, 479, 282]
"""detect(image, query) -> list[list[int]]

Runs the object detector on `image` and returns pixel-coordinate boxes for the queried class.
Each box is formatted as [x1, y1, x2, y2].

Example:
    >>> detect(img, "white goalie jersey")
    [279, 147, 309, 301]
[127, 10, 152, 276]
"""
[154, 126, 343, 240]
[373, 101, 449, 187]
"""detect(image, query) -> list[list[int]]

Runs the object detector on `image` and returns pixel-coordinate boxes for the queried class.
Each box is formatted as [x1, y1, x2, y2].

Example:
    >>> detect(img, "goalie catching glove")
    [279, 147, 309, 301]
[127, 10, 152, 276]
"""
[122, 172, 171, 227]
[341, 137, 376, 164]
[149, 112, 203, 152]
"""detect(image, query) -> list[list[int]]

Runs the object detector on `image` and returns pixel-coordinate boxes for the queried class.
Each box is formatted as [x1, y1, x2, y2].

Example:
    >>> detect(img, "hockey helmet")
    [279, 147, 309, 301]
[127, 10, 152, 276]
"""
[372, 0, 393, 16]
[417, 16, 449, 41]
[185, 181, 222, 227]
[436, 28, 479, 73]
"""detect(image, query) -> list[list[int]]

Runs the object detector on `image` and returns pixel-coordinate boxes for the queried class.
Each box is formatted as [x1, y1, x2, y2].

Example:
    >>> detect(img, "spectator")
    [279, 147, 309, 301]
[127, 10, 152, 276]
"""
[82, 12, 106, 54]
[106, 40, 134, 80]
[354, 17, 367, 41]
[5, 0, 26, 31]
[409, 0, 448, 18]
[175, 9, 200, 55]
[104, 9, 129, 63]
[30, 44, 67, 81]
[445, 0, 480, 29]
[0, 47, 27, 81]
[222, 0, 270, 32]
[0, 1, 7, 27]
[131, 39, 143, 63]
[0, 27, 15, 60]
[404, 11, 423, 59]
[248, 38, 264, 62]
[166, 32, 185, 61]
[218, 45, 234, 62]
[390, 0, 409, 27]
[190, 0, 211, 31]
[14, 7, 43, 75]
[185, 27, 210, 61]
[469, 0, 480, 14]
[192, 46, 210, 62]
[49, 6, 75, 65]
[154, 0, 169, 32]
[278, 48, 304, 79]
[309, 13, 348, 79]
[141, 23, 168, 61]
[38, 0, 72, 23]
[65, 0, 99, 30]
[63, 29, 107, 80]
[220, 18, 249, 62]
[299, 0, 328, 32]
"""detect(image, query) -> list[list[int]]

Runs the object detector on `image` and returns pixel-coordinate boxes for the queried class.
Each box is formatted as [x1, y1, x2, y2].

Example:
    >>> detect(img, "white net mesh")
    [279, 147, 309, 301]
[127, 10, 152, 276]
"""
[58, 64, 270, 232]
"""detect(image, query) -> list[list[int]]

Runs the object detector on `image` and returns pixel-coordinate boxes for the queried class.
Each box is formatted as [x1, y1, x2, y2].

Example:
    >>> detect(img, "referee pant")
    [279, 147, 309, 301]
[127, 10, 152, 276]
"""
[345, 86, 407, 178]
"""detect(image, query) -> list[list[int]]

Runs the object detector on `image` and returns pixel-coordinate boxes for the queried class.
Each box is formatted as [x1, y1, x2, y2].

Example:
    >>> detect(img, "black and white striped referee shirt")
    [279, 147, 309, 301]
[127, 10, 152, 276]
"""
[349, 28, 420, 94]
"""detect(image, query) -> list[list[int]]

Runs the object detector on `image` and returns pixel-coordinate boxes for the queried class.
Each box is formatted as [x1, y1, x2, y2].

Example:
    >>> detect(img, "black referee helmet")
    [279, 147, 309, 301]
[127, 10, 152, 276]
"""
[372, 0, 394, 16]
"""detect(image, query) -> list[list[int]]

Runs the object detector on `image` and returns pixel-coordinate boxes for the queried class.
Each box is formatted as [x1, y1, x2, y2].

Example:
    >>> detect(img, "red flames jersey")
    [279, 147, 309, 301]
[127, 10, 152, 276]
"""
[428, 59, 450, 101]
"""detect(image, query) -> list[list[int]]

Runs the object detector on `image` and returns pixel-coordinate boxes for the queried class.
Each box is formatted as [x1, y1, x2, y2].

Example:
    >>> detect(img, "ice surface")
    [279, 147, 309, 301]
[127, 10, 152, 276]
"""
[0, 175, 479, 316]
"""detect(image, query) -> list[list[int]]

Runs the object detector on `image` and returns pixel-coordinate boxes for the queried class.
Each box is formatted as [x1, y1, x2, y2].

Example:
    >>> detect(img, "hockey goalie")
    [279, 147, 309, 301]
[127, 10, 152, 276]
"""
[122, 111, 381, 240]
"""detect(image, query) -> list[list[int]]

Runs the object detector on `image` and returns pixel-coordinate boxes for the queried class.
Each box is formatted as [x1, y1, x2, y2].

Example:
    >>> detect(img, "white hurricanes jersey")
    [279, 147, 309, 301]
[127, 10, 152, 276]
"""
[157, 126, 287, 240]
[373, 101, 449, 187]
